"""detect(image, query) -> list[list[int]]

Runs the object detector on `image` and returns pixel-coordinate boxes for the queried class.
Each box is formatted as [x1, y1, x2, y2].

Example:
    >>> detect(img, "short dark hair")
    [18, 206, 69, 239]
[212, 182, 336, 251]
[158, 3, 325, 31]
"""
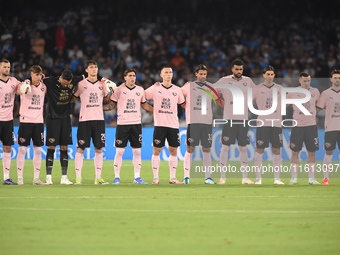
[61, 69, 73, 81]
[160, 65, 172, 72]
[0, 59, 10, 65]
[299, 72, 310, 78]
[263, 65, 275, 74]
[330, 69, 340, 78]
[195, 64, 208, 73]
[231, 59, 244, 68]
[124, 68, 137, 77]
[85, 60, 97, 69]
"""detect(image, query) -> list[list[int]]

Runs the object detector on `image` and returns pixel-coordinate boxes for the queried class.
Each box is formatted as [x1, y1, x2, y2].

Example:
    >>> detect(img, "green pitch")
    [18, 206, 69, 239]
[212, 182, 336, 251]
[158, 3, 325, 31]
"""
[1, 160, 339, 255]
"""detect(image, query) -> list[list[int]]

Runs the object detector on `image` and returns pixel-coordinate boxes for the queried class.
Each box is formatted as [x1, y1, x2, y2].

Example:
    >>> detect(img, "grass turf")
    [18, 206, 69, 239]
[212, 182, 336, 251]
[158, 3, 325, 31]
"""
[0, 160, 339, 255]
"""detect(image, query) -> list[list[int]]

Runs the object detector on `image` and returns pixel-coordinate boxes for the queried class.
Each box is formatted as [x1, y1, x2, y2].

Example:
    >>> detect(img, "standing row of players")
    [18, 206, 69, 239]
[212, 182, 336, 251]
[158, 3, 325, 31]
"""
[0, 59, 116, 185]
[184, 60, 339, 186]
[183, 60, 339, 186]
[1, 58, 339, 185]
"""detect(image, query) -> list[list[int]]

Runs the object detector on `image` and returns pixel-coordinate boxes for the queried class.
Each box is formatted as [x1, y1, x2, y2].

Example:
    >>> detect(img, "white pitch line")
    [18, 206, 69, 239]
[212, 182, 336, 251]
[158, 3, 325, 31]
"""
[0, 207, 339, 214]
[0, 195, 337, 199]
[0, 195, 338, 199]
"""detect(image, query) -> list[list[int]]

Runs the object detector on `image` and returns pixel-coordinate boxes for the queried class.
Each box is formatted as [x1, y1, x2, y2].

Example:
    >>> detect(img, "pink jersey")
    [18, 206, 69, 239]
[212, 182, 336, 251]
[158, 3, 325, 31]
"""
[73, 79, 108, 122]
[252, 83, 283, 127]
[0, 77, 20, 121]
[287, 87, 320, 127]
[111, 85, 146, 125]
[145, 83, 185, 129]
[216, 75, 255, 120]
[181, 81, 216, 124]
[20, 82, 46, 123]
[317, 88, 340, 132]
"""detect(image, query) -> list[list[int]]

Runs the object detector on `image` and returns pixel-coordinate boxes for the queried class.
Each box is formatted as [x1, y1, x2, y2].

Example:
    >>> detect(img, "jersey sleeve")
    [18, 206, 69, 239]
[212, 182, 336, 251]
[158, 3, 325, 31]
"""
[73, 84, 81, 97]
[316, 91, 326, 109]
[145, 86, 154, 100]
[102, 81, 109, 97]
[249, 79, 256, 88]
[314, 89, 321, 102]
[111, 87, 119, 102]
[140, 89, 146, 103]
[178, 89, 185, 105]
[252, 86, 257, 101]
[181, 83, 189, 97]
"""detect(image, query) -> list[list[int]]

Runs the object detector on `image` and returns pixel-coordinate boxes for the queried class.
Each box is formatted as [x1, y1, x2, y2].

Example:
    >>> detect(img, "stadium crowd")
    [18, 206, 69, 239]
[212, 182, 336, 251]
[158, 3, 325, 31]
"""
[1, 0, 339, 127]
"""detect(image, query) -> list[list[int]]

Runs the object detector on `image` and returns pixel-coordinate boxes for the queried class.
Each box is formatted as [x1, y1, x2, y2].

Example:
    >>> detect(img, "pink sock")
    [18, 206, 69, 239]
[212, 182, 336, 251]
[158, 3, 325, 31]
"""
[220, 145, 229, 178]
[33, 147, 42, 179]
[2, 152, 11, 180]
[308, 163, 316, 179]
[273, 154, 281, 179]
[323, 154, 332, 179]
[17, 146, 26, 177]
[132, 148, 141, 179]
[183, 151, 192, 178]
[203, 151, 211, 178]
[94, 151, 103, 179]
[254, 152, 263, 179]
[152, 155, 160, 179]
[290, 163, 298, 178]
[75, 152, 83, 178]
[169, 155, 178, 179]
[239, 146, 248, 178]
[114, 148, 124, 178]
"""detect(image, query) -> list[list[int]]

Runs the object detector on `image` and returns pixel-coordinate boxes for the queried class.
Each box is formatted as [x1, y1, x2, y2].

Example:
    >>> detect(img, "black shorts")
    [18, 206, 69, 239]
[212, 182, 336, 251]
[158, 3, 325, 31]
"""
[17, 123, 44, 146]
[221, 120, 250, 146]
[187, 124, 212, 148]
[77, 120, 106, 149]
[0, 120, 14, 146]
[46, 116, 72, 146]
[115, 124, 142, 148]
[256, 126, 283, 149]
[289, 125, 319, 152]
[324, 131, 340, 151]
[153, 126, 180, 148]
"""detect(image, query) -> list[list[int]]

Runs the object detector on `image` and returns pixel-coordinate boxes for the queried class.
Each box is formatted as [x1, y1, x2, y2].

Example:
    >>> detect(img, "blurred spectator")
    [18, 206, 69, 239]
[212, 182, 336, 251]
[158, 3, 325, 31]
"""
[99, 62, 113, 80]
[68, 45, 84, 59]
[83, 23, 99, 51]
[69, 54, 80, 72]
[116, 36, 130, 53]
[42, 52, 53, 70]
[0, 0, 339, 127]
[30, 31, 45, 56]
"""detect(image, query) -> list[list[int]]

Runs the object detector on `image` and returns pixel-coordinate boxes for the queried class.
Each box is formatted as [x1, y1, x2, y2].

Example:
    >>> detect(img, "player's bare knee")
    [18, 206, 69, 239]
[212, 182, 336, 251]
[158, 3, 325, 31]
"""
[60, 145, 68, 151]
[272, 147, 280, 155]
[256, 148, 264, 154]
[2, 145, 11, 153]
[153, 147, 161, 156]
[94, 147, 102, 153]
[77, 147, 85, 154]
[292, 150, 300, 157]
[238, 146, 246, 152]
[169, 146, 177, 156]
[202, 147, 210, 153]
[326, 150, 333, 156]
[187, 146, 195, 153]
